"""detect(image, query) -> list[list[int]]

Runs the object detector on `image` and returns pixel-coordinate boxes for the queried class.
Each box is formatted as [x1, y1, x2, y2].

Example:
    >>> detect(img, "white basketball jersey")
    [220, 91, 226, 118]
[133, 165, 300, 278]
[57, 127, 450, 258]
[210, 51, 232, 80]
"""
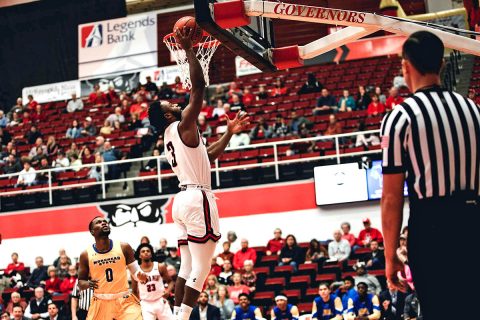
[164, 121, 211, 187]
[139, 262, 165, 301]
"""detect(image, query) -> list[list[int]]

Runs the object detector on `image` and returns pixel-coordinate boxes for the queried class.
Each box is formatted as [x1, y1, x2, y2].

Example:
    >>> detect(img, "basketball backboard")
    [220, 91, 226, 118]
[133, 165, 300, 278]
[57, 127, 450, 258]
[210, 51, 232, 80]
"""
[194, 0, 276, 72]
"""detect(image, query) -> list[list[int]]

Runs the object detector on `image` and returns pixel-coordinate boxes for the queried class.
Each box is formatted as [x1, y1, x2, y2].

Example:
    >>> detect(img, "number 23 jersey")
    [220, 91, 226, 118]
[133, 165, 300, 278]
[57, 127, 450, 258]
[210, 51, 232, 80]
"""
[86, 240, 129, 294]
[138, 262, 165, 301]
[164, 121, 211, 187]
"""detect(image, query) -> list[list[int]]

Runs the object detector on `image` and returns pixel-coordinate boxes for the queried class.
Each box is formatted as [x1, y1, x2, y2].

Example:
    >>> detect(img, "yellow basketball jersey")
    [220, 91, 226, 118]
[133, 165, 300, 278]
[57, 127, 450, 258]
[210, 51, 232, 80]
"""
[86, 240, 129, 294]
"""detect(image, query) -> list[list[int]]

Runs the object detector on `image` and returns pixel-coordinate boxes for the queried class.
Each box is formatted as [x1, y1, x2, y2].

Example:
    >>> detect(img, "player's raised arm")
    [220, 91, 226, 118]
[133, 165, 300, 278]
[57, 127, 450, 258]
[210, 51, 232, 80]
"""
[159, 263, 174, 298]
[121, 242, 148, 284]
[77, 250, 95, 291]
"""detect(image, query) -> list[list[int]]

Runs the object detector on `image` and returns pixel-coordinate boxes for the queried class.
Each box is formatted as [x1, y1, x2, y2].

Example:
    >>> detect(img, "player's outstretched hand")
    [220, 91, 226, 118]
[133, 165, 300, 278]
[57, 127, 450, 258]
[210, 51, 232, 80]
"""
[175, 26, 193, 51]
[137, 271, 148, 284]
[89, 279, 99, 289]
[227, 111, 250, 134]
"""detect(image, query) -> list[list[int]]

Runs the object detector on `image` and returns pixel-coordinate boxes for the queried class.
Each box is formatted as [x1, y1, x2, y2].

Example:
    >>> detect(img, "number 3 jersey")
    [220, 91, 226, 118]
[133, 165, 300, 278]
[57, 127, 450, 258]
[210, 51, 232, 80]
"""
[164, 121, 211, 187]
[86, 240, 129, 294]
[138, 262, 165, 301]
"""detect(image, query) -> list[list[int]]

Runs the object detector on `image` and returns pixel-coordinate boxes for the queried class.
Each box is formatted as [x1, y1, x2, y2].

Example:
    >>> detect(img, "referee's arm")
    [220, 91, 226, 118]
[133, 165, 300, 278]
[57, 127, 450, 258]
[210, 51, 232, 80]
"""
[380, 107, 410, 292]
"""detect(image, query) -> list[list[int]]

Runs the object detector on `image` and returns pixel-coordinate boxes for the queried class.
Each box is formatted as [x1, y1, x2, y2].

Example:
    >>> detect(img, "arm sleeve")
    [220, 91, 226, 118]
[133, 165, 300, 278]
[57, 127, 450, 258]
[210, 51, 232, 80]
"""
[380, 106, 410, 174]
[24, 304, 32, 317]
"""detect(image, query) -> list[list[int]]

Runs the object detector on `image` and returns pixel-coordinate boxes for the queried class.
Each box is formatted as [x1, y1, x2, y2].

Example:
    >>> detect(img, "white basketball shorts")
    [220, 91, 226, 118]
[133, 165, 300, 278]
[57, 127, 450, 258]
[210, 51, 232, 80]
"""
[140, 298, 173, 320]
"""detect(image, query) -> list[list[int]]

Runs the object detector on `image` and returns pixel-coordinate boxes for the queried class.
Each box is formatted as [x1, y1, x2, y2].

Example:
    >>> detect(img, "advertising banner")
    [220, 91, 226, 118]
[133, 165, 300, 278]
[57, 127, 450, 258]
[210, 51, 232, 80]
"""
[139, 65, 182, 86]
[80, 72, 140, 97]
[235, 56, 262, 77]
[22, 80, 80, 103]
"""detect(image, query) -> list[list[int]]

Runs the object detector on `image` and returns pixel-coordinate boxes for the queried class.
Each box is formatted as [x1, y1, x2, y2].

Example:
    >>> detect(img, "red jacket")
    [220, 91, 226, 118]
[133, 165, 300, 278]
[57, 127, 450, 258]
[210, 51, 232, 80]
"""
[45, 277, 62, 293]
[266, 238, 285, 254]
[5, 262, 25, 275]
[367, 102, 385, 115]
[233, 248, 257, 270]
[385, 96, 404, 111]
[356, 228, 384, 246]
[60, 276, 77, 294]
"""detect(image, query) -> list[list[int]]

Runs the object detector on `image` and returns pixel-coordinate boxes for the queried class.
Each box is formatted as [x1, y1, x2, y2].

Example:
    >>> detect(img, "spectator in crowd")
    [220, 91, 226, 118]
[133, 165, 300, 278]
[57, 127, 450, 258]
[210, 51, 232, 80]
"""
[361, 240, 385, 270]
[158, 82, 174, 100]
[249, 117, 271, 140]
[21, 111, 32, 125]
[384, 87, 404, 112]
[341, 222, 356, 247]
[47, 303, 64, 320]
[214, 285, 235, 320]
[128, 113, 143, 131]
[165, 247, 181, 273]
[45, 136, 58, 157]
[257, 85, 269, 100]
[142, 148, 161, 171]
[345, 282, 381, 320]
[60, 265, 77, 294]
[396, 234, 408, 265]
[392, 69, 406, 89]
[16, 160, 37, 187]
[24, 287, 50, 319]
[230, 94, 245, 112]
[218, 260, 234, 286]
[8, 111, 22, 127]
[144, 76, 158, 96]
[241, 260, 256, 292]
[356, 218, 384, 248]
[324, 114, 342, 136]
[375, 87, 386, 104]
[89, 153, 103, 181]
[11, 305, 29, 320]
[205, 275, 221, 304]
[102, 141, 124, 179]
[315, 88, 337, 115]
[30, 147, 45, 168]
[355, 85, 372, 110]
[134, 84, 152, 102]
[328, 230, 351, 263]
[1, 141, 15, 161]
[305, 239, 328, 265]
[227, 273, 251, 305]
[99, 120, 114, 135]
[353, 265, 381, 295]
[210, 85, 227, 104]
[130, 96, 149, 121]
[379, 280, 406, 320]
[217, 241, 235, 266]
[53, 249, 71, 268]
[0, 312, 8, 319]
[154, 238, 169, 263]
[106, 107, 125, 125]
[355, 122, 380, 148]
[298, 73, 323, 95]
[200, 99, 214, 119]
[403, 291, 422, 320]
[10, 97, 24, 115]
[52, 151, 70, 171]
[0, 110, 9, 128]
[45, 266, 61, 295]
[467, 88, 480, 106]
[89, 84, 108, 107]
[25, 126, 42, 145]
[335, 276, 358, 311]
[272, 114, 290, 137]
[211, 100, 226, 119]
[36, 157, 51, 184]
[190, 292, 221, 320]
[198, 115, 212, 138]
[242, 88, 255, 107]
[113, 120, 122, 132]
[81, 117, 97, 137]
[210, 258, 222, 278]
[94, 136, 105, 154]
[271, 78, 289, 97]
[172, 76, 188, 98]
[26, 256, 48, 289]
[229, 129, 250, 148]
[68, 153, 82, 173]
[3, 154, 22, 174]
[28, 138, 47, 158]
[32, 104, 46, 123]
[66, 120, 82, 139]
[66, 93, 83, 113]
[5, 292, 28, 315]
[0, 127, 12, 147]
[271, 295, 299, 320]
[338, 89, 356, 112]
[279, 234, 304, 272]
[231, 294, 262, 320]
[367, 94, 386, 116]
[233, 239, 257, 270]
[26, 95, 38, 111]
[311, 282, 343, 320]
[289, 111, 311, 135]
[227, 82, 243, 101]
[79, 146, 95, 164]
[266, 228, 285, 256]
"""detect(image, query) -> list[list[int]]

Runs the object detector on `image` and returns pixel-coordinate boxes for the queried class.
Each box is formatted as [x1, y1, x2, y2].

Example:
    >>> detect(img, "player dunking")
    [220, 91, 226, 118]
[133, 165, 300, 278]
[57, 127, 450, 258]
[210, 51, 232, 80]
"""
[132, 243, 175, 320]
[148, 27, 249, 320]
[77, 216, 148, 320]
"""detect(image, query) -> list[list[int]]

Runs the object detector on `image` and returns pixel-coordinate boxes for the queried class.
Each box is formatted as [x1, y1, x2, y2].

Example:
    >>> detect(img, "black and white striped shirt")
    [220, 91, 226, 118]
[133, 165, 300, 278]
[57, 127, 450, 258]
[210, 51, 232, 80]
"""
[381, 86, 480, 200]
[72, 279, 93, 311]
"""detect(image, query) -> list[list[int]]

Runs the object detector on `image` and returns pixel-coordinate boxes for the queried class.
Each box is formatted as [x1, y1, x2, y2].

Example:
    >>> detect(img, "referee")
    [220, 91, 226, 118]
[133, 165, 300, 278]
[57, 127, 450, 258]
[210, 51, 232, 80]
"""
[71, 279, 93, 320]
[381, 31, 479, 319]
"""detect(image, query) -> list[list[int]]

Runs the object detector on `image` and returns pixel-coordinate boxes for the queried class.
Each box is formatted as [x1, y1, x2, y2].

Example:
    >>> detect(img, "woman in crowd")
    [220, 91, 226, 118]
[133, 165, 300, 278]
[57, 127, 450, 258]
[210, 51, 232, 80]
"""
[46, 135, 59, 156]
[66, 120, 82, 139]
[100, 119, 114, 135]
[205, 275, 221, 304]
[45, 266, 61, 295]
[355, 85, 371, 110]
[271, 78, 289, 96]
[79, 146, 95, 164]
[279, 234, 304, 272]
[66, 142, 79, 158]
[227, 273, 250, 305]
[214, 286, 235, 320]
[218, 260, 234, 285]
[305, 239, 329, 265]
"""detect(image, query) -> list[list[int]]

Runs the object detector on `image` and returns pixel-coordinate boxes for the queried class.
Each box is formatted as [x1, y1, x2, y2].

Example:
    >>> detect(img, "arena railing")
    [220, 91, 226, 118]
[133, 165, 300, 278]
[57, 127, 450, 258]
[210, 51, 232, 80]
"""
[0, 129, 381, 205]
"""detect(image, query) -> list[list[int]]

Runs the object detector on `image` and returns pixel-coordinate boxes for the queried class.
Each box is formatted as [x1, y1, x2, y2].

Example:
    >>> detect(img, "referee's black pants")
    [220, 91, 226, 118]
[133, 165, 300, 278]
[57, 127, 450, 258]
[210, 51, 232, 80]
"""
[408, 194, 479, 319]
[77, 309, 88, 320]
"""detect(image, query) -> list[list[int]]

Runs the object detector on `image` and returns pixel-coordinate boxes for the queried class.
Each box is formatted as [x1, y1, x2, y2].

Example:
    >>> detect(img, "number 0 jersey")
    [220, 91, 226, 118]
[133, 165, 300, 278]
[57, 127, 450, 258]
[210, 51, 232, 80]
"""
[138, 262, 165, 301]
[164, 121, 211, 187]
[86, 240, 129, 294]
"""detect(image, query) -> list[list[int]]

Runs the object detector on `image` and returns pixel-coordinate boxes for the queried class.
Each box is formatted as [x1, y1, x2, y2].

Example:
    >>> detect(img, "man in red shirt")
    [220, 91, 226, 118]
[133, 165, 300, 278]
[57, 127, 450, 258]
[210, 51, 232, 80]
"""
[266, 228, 285, 256]
[217, 241, 235, 266]
[233, 239, 257, 270]
[5, 252, 25, 276]
[367, 94, 386, 116]
[341, 222, 356, 247]
[356, 218, 383, 248]
[129, 96, 149, 120]
[26, 95, 38, 111]
[384, 87, 404, 112]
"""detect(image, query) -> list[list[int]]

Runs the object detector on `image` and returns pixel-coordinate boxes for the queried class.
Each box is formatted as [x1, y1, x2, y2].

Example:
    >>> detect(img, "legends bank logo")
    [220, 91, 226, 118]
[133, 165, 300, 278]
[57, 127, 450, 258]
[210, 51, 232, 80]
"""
[81, 24, 103, 48]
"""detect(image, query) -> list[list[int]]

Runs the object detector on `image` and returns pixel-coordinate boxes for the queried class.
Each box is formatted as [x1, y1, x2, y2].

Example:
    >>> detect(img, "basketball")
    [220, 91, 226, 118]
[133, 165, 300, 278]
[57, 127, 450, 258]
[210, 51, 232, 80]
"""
[173, 16, 203, 46]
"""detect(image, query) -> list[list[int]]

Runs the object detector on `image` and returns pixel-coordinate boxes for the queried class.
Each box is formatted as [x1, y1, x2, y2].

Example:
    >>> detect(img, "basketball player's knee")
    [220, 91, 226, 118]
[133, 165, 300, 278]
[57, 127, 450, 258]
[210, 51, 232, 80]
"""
[178, 259, 192, 280]
[185, 264, 210, 292]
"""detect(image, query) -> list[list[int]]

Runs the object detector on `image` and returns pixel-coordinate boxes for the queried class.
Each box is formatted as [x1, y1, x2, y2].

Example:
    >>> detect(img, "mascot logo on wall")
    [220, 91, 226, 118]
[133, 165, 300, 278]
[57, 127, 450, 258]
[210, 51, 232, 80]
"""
[99, 199, 168, 227]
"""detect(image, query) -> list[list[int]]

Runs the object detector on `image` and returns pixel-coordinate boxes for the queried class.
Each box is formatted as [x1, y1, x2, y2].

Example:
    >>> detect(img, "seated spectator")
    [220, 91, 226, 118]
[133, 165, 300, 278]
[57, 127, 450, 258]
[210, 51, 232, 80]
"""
[70, 154, 82, 172]
[113, 120, 122, 131]
[242, 88, 255, 106]
[266, 228, 285, 256]
[328, 230, 351, 263]
[81, 117, 97, 137]
[379, 280, 406, 320]
[271, 295, 299, 320]
[190, 292, 221, 320]
[298, 72, 323, 95]
[130, 96, 149, 120]
[1, 141, 15, 161]
[355, 85, 371, 110]
[46, 302, 62, 320]
[4, 253, 25, 277]
[201, 100, 214, 119]
[217, 241, 235, 266]
[229, 130, 250, 148]
[26, 256, 48, 289]
[289, 111, 311, 135]
[66, 93, 83, 113]
[154, 238, 170, 263]
[212, 100, 226, 119]
[52, 249, 71, 268]
[8, 111, 22, 127]
[172, 76, 189, 98]
[165, 247, 181, 273]
[360, 240, 385, 270]
[214, 285, 235, 320]
[324, 114, 342, 136]
[231, 293, 262, 319]
[24, 287, 50, 319]
[218, 260, 234, 286]
[143, 148, 161, 171]
[230, 94, 245, 112]
[45, 266, 61, 295]
[0, 110, 9, 128]
[158, 82, 174, 100]
[99, 120, 114, 135]
[29, 137, 47, 158]
[26, 95, 38, 111]
[385, 87, 404, 112]
[89, 153, 103, 181]
[210, 258, 222, 277]
[89, 84, 108, 107]
[106, 107, 125, 125]
[25, 125, 42, 145]
[21, 111, 32, 125]
[314, 88, 336, 115]
[403, 291, 422, 320]
[338, 89, 356, 112]
[205, 275, 221, 304]
[30, 147, 46, 167]
[353, 265, 381, 295]
[11, 305, 28, 320]
[355, 122, 380, 148]
[10, 97, 24, 115]
[199, 115, 212, 138]
[52, 151, 70, 171]
[32, 104, 46, 123]
[106, 85, 119, 104]
[66, 120, 83, 139]
[272, 114, 290, 138]
[311, 282, 343, 320]
[305, 239, 328, 265]
[0, 128, 11, 147]
[36, 157, 51, 185]
[227, 82, 243, 101]
[279, 234, 303, 272]
[345, 282, 381, 320]
[79, 146, 95, 164]
[335, 276, 358, 311]
[210, 85, 227, 104]
[5, 292, 28, 315]
[392, 69, 406, 89]
[375, 87, 386, 104]
[249, 117, 271, 140]
[396, 234, 408, 265]
[16, 160, 37, 187]
[66, 142, 79, 158]
[60, 265, 77, 294]
[102, 141, 124, 179]
[233, 239, 257, 270]
[144, 76, 158, 96]
[367, 94, 386, 116]
[3, 154, 22, 174]
[341, 222, 356, 247]
[356, 218, 383, 248]
[257, 85, 269, 100]
[241, 260, 256, 292]
[128, 113, 143, 131]
[271, 78, 288, 97]
[133, 84, 152, 102]
[228, 276, 251, 305]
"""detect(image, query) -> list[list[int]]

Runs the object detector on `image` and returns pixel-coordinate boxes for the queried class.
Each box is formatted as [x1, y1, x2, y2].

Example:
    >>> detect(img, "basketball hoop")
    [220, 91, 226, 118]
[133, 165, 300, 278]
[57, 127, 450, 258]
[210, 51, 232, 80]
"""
[164, 32, 220, 90]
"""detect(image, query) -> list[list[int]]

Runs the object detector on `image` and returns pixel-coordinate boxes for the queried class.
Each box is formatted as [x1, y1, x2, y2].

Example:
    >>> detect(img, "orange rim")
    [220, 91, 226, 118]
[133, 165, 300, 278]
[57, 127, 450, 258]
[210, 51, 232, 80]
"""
[163, 32, 220, 49]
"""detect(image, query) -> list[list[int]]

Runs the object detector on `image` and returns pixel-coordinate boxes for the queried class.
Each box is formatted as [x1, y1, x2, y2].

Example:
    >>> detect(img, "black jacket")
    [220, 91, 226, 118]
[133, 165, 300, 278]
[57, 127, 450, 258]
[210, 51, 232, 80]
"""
[190, 304, 221, 320]
[379, 289, 406, 320]
[27, 266, 48, 288]
[279, 245, 304, 265]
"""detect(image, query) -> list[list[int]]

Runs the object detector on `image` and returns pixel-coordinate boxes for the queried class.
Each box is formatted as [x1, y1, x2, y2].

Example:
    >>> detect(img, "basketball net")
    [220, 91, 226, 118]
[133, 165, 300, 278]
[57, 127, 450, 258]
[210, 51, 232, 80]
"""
[164, 32, 220, 90]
